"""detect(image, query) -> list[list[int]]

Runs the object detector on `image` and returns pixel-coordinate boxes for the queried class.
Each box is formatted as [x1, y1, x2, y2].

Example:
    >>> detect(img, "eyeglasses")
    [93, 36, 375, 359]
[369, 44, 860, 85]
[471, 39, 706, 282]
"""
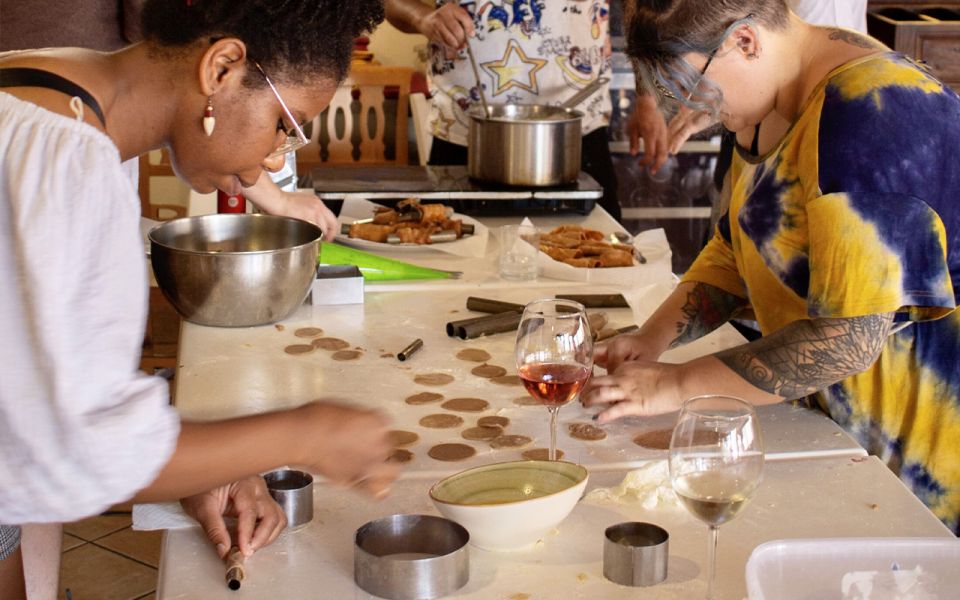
[254, 62, 309, 159]
[654, 46, 718, 103]
[651, 13, 754, 105]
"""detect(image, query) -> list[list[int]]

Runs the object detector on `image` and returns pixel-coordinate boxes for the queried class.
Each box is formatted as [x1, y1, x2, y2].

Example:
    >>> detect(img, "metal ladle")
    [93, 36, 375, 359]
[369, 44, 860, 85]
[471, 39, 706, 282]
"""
[559, 76, 610, 110]
[464, 37, 491, 118]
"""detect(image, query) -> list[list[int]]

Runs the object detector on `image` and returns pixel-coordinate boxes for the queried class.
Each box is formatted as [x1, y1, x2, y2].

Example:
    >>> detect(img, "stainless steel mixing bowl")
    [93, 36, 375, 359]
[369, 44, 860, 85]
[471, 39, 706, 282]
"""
[148, 214, 321, 327]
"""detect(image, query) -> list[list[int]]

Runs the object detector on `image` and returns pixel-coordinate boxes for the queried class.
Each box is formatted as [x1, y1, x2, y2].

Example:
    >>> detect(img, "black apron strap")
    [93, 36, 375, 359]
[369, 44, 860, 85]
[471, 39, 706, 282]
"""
[0, 67, 106, 126]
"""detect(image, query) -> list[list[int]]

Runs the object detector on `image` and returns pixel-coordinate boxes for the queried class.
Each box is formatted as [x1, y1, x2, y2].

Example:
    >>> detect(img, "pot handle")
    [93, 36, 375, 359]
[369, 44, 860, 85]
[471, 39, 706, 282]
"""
[560, 76, 610, 110]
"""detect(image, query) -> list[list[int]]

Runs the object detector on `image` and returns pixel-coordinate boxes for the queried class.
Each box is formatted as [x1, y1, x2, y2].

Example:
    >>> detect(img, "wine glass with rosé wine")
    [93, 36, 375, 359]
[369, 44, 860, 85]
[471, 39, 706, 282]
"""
[669, 395, 764, 599]
[515, 298, 594, 461]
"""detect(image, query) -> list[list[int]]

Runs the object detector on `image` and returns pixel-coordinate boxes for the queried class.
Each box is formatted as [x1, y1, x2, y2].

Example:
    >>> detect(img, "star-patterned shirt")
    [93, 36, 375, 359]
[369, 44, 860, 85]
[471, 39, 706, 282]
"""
[427, 0, 612, 146]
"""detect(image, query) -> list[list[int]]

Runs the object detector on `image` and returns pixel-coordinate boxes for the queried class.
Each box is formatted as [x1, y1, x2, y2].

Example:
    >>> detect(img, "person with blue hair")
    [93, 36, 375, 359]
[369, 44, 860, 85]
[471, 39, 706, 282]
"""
[582, 0, 960, 535]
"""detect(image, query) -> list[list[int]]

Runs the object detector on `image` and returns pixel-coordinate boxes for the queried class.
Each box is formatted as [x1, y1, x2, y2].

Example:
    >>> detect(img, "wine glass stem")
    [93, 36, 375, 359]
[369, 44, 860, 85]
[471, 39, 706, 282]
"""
[547, 405, 560, 460]
[706, 524, 719, 600]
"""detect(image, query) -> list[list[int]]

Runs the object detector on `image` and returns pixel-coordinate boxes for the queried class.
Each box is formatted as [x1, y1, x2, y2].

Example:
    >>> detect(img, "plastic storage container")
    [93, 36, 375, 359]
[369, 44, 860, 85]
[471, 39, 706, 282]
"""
[745, 538, 960, 600]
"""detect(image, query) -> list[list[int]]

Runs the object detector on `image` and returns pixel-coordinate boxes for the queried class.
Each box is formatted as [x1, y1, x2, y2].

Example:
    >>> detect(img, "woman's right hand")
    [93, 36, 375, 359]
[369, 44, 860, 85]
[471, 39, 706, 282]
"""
[594, 332, 659, 374]
[417, 3, 475, 50]
[296, 402, 400, 499]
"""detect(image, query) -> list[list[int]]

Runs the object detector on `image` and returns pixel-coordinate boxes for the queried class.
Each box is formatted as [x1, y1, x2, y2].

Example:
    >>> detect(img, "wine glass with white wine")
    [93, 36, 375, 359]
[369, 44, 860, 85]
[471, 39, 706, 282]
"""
[515, 298, 593, 460]
[669, 395, 764, 599]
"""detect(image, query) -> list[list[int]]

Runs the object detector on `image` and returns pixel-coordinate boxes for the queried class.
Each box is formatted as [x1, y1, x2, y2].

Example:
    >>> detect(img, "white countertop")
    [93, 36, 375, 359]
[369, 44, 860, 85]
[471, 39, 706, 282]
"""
[157, 456, 952, 599]
[173, 281, 864, 477]
[158, 207, 934, 600]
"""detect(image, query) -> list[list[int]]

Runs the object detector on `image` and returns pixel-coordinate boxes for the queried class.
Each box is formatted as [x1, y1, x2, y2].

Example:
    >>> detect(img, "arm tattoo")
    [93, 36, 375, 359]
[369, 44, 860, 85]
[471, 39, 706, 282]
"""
[827, 29, 883, 50]
[716, 313, 895, 399]
[669, 283, 747, 349]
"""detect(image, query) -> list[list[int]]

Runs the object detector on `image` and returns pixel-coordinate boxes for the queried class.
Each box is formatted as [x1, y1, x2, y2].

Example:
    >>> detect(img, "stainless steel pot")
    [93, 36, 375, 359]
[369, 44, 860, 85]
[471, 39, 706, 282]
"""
[148, 213, 321, 327]
[467, 104, 583, 187]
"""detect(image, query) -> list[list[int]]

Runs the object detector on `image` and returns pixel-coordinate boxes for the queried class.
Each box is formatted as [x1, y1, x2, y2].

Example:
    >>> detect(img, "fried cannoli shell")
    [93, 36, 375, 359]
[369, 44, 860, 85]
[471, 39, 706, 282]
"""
[394, 225, 437, 244]
[372, 207, 398, 225]
[420, 203, 448, 223]
[578, 242, 616, 256]
[349, 222, 392, 242]
[598, 249, 635, 267]
[611, 243, 636, 256]
[549, 225, 605, 241]
[441, 218, 463, 238]
[539, 234, 582, 249]
[562, 257, 602, 268]
[540, 245, 582, 261]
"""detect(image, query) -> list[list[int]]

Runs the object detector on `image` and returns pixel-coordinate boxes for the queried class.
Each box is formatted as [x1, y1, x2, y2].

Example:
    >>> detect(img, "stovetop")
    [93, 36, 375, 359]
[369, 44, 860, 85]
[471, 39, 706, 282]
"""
[310, 165, 603, 215]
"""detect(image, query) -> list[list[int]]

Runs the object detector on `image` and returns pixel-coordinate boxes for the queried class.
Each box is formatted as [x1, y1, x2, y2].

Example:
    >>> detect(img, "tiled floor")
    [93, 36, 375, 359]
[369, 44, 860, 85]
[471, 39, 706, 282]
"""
[55, 312, 180, 599]
[60, 511, 160, 600]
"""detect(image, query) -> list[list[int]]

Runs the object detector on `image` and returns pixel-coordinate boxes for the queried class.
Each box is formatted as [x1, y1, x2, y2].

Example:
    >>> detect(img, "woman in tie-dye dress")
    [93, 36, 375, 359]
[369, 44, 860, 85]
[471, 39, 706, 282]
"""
[582, 0, 960, 534]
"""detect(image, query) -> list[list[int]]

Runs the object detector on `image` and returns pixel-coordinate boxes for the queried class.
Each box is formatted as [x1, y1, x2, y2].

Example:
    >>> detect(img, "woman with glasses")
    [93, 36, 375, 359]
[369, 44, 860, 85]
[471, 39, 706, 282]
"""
[582, 0, 960, 535]
[0, 1, 396, 595]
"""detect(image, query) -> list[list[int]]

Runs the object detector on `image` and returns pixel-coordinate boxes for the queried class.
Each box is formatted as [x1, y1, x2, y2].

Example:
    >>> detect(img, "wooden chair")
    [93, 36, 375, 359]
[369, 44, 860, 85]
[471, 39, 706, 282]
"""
[297, 65, 413, 173]
[410, 92, 433, 166]
[138, 150, 187, 221]
[138, 150, 184, 376]
[140, 287, 180, 377]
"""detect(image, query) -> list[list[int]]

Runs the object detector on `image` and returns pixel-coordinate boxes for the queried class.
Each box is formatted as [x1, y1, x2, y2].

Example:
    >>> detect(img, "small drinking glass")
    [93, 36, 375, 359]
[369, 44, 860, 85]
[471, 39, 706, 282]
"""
[515, 299, 594, 460]
[498, 224, 540, 281]
[669, 395, 764, 599]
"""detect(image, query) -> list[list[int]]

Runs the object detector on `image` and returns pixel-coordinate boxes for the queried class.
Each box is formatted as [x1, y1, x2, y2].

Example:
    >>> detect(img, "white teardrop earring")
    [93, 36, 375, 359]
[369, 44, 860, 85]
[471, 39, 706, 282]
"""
[202, 97, 215, 136]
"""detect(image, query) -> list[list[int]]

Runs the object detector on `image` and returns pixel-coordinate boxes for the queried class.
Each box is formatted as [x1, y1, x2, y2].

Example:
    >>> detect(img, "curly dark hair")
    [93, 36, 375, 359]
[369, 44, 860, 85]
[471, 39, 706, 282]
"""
[141, 0, 384, 86]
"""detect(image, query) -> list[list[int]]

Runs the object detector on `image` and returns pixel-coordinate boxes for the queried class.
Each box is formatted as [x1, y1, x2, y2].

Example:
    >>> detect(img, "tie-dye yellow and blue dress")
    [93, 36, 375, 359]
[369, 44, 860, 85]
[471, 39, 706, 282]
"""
[683, 53, 960, 534]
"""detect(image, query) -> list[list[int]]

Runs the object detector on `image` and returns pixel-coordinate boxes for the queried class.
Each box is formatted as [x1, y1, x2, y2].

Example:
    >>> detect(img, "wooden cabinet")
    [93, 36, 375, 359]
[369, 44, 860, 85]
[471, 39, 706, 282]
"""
[867, 3, 960, 91]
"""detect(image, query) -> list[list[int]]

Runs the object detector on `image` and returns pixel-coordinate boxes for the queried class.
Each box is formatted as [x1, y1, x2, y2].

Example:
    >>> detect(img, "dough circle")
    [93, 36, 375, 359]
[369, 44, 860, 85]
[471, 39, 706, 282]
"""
[489, 434, 532, 449]
[478, 416, 510, 428]
[387, 430, 420, 447]
[419, 414, 464, 429]
[461, 426, 504, 441]
[568, 422, 607, 441]
[405, 392, 444, 405]
[441, 397, 490, 412]
[521, 448, 565, 461]
[428, 443, 476, 461]
[332, 350, 362, 361]
[284, 344, 314, 355]
[456, 348, 492, 362]
[294, 327, 324, 338]
[471, 364, 508, 378]
[414, 373, 455, 386]
[312, 337, 351, 351]
[388, 448, 414, 464]
[633, 428, 714, 449]
[512, 396, 542, 406]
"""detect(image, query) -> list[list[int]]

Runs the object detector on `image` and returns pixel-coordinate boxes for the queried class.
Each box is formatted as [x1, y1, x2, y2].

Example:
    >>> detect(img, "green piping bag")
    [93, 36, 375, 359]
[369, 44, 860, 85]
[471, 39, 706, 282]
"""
[319, 242, 461, 281]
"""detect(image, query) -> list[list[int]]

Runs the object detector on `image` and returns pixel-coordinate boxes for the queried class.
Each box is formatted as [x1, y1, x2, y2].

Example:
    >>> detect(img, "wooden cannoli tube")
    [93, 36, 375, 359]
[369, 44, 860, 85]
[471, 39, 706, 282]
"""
[446, 313, 504, 337]
[595, 324, 641, 342]
[225, 546, 245, 591]
[465, 297, 526, 314]
[457, 311, 523, 339]
[556, 293, 629, 308]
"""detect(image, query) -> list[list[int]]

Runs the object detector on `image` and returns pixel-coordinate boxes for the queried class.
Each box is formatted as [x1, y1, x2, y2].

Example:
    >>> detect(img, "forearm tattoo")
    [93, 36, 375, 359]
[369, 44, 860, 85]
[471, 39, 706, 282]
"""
[669, 283, 747, 349]
[828, 29, 884, 50]
[716, 313, 895, 399]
